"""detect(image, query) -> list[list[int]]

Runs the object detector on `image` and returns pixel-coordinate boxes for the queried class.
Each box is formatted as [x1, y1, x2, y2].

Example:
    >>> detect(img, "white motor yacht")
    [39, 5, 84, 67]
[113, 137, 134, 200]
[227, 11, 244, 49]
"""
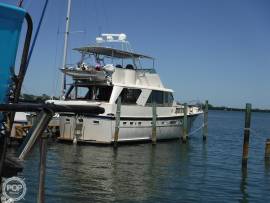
[47, 34, 203, 144]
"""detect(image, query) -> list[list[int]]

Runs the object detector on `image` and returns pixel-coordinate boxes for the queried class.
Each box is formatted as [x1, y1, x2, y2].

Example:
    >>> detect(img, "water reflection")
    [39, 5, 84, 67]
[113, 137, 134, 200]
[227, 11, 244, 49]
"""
[240, 167, 249, 203]
[264, 159, 270, 175]
[20, 111, 270, 202]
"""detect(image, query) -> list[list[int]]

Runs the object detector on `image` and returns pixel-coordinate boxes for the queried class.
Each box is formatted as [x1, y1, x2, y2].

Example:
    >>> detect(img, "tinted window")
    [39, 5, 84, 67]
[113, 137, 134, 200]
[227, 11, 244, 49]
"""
[168, 92, 174, 105]
[95, 86, 113, 101]
[120, 88, 141, 104]
[153, 91, 163, 104]
[66, 85, 112, 101]
[147, 91, 174, 106]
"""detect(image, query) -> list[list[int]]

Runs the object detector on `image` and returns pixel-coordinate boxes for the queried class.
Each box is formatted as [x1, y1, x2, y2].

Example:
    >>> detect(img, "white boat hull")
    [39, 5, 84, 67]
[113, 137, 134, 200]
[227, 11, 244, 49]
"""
[58, 114, 198, 144]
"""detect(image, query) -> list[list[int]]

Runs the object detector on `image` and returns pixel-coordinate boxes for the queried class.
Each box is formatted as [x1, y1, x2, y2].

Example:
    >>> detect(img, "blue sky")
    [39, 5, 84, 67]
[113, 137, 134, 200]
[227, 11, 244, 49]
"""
[2, 0, 270, 108]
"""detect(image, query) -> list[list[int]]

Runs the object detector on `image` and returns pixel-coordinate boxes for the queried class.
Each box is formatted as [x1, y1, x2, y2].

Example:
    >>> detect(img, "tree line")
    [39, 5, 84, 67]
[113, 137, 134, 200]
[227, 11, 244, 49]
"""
[20, 93, 59, 103]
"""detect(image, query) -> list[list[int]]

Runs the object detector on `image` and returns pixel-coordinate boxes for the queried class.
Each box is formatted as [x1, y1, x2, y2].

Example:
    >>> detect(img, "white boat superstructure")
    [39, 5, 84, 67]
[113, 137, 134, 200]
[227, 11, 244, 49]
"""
[47, 34, 202, 144]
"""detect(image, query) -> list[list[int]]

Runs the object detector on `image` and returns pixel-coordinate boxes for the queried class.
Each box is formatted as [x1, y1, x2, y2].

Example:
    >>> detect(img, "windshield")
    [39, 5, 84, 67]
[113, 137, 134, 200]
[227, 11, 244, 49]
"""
[76, 53, 154, 70]
[65, 85, 113, 102]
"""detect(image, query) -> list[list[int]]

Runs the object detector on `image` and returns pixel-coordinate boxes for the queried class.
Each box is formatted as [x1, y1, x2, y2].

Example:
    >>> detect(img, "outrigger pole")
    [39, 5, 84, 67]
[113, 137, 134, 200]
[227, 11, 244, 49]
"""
[61, 0, 72, 99]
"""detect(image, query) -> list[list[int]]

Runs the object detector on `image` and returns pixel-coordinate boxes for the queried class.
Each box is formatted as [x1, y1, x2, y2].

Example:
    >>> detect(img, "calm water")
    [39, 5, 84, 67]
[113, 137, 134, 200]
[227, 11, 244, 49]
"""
[19, 110, 270, 202]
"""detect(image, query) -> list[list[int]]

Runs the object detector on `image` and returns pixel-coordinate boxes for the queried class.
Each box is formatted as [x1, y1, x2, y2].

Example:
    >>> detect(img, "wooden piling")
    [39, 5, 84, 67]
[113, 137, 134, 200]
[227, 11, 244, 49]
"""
[37, 134, 48, 203]
[182, 103, 188, 143]
[242, 103, 251, 168]
[203, 100, 208, 141]
[152, 102, 157, 145]
[114, 97, 121, 148]
[265, 139, 270, 160]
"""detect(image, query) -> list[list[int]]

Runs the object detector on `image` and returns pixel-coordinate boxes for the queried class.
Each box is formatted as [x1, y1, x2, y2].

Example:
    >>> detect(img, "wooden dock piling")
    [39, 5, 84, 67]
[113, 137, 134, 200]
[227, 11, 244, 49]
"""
[203, 100, 208, 141]
[152, 102, 157, 145]
[182, 103, 188, 143]
[114, 97, 121, 148]
[37, 134, 48, 203]
[265, 139, 270, 160]
[242, 103, 251, 168]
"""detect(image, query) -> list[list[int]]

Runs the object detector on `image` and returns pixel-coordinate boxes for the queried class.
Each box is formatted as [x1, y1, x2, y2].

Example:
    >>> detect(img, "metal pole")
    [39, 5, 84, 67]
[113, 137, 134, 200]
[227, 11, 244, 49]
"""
[61, 0, 72, 99]
[152, 102, 157, 145]
[242, 103, 251, 168]
[203, 100, 208, 140]
[19, 110, 53, 160]
[37, 134, 48, 203]
[114, 97, 121, 148]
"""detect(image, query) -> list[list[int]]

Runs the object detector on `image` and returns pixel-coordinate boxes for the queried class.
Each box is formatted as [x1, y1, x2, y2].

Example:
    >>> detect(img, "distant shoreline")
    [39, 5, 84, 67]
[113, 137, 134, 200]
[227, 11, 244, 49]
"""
[208, 106, 270, 113]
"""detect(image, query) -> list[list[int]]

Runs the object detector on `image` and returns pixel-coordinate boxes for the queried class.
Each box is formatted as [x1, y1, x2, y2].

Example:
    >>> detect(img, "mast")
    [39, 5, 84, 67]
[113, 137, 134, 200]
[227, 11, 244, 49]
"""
[61, 0, 72, 99]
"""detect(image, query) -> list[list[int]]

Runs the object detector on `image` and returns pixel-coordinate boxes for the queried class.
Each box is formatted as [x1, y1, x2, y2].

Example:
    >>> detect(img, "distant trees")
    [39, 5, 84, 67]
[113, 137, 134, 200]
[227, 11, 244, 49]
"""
[176, 101, 270, 113]
[20, 93, 59, 103]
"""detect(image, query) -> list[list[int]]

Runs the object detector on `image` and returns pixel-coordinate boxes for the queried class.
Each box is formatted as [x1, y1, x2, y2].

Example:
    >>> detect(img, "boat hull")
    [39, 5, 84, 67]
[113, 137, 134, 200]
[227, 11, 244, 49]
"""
[58, 114, 199, 144]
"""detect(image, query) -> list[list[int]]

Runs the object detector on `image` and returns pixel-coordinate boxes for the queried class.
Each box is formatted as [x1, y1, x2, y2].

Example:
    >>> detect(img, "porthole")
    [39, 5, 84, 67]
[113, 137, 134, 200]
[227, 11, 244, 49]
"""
[170, 120, 177, 124]
[93, 120, 99, 124]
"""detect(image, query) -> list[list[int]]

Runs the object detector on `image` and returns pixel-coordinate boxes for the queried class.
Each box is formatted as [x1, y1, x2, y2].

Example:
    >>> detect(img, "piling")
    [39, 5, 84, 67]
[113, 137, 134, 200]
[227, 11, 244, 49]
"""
[114, 97, 121, 148]
[203, 100, 208, 141]
[265, 139, 270, 160]
[152, 102, 157, 145]
[242, 103, 251, 168]
[37, 134, 48, 203]
[182, 103, 188, 143]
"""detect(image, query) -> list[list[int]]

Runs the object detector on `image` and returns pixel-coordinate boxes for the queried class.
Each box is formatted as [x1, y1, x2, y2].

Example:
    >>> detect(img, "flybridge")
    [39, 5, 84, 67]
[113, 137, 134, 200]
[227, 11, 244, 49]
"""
[74, 33, 153, 60]
[61, 33, 157, 85]
[73, 46, 153, 59]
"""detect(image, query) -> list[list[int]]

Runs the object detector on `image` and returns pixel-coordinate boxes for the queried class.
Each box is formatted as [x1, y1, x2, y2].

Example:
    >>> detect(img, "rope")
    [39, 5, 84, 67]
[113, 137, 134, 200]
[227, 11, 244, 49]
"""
[51, 25, 60, 97]
[26, 0, 49, 68]
[17, 0, 24, 7]
[242, 128, 261, 136]
[188, 123, 206, 136]
[250, 128, 261, 137]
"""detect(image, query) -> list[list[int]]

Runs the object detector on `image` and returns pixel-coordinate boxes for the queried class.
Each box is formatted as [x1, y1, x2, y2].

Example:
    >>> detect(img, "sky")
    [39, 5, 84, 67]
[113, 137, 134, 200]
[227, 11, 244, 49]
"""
[1, 0, 270, 108]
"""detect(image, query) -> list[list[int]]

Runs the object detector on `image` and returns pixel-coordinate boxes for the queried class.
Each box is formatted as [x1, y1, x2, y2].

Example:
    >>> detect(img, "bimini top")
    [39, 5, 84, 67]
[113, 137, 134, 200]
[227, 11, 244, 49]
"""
[73, 46, 153, 59]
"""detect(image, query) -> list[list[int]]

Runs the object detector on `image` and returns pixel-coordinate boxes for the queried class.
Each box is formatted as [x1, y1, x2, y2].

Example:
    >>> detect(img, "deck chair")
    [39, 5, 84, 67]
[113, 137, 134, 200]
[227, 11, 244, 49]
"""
[0, 3, 33, 177]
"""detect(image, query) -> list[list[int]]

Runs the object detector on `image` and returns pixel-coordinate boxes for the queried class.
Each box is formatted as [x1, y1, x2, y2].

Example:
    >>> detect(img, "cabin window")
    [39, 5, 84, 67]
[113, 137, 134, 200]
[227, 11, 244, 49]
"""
[119, 88, 141, 104]
[153, 91, 163, 104]
[95, 86, 113, 101]
[66, 85, 112, 102]
[147, 90, 164, 105]
[146, 91, 174, 106]
[168, 93, 174, 105]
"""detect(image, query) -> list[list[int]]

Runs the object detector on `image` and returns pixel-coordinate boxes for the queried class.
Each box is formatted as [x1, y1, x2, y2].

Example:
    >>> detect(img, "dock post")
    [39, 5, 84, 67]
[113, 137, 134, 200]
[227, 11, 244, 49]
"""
[203, 100, 208, 141]
[114, 97, 121, 148]
[265, 139, 270, 160]
[242, 103, 252, 168]
[37, 133, 48, 203]
[182, 103, 188, 143]
[152, 102, 157, 145]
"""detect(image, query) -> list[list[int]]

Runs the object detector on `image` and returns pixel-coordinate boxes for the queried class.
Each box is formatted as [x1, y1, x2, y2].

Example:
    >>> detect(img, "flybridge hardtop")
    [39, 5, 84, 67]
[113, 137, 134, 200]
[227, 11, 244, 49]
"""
[74, 46, 153, 59]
